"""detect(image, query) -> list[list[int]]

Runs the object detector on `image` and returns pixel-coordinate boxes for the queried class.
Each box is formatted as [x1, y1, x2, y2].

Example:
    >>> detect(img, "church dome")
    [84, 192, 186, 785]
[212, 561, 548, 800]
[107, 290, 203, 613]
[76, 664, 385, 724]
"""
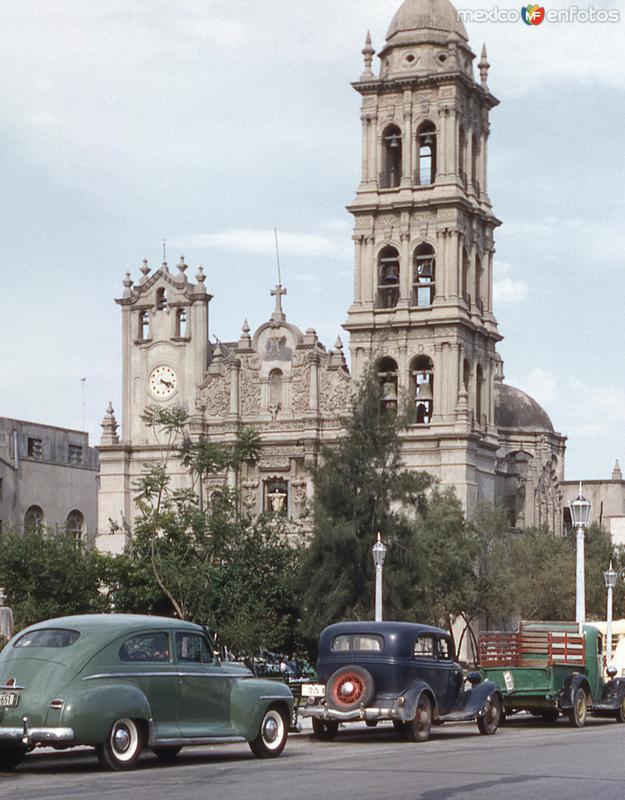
[495, 383, 555, 432]
[386, 0, 468, 43]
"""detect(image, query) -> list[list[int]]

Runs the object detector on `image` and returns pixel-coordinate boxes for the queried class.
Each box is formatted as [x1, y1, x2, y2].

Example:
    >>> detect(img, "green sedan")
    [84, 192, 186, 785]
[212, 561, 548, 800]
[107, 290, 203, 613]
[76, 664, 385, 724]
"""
[0, 614, 293, 771]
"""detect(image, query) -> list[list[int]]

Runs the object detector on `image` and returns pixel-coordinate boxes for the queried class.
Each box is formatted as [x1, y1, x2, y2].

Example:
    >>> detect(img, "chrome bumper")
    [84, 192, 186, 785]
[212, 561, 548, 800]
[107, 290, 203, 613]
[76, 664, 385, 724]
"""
[0, 717, 74, 746]
[301, 704, 403, 722]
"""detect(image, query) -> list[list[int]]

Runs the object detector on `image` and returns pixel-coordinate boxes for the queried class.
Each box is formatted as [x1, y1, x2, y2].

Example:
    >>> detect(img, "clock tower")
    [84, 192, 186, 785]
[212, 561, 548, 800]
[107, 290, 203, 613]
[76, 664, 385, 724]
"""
[344, 0, 502, 510]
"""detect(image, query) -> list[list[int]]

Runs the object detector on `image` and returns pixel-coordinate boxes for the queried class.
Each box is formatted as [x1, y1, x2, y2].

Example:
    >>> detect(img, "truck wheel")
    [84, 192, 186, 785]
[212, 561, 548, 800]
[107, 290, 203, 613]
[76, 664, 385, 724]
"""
[541, 709, 560, 724]
[0, 746, 26, 771]
[615, 696, 625, 723]
[312, 718, 339, 741]
[405, 694, 432, 742]
[326, 665, 375, 712]
[477, 695, 501, 735]
[567, 689, 587, 728]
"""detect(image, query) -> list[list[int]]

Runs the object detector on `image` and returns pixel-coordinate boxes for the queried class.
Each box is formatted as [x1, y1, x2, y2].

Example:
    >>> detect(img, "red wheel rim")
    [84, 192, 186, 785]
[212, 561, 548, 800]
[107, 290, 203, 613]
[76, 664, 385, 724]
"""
[331, 672, 365, 707]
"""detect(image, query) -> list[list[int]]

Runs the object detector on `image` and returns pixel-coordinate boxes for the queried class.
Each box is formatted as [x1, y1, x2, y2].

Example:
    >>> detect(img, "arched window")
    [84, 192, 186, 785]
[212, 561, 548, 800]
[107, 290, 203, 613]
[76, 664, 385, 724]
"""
[66, 510, 84, 540]
[377, 357, 398, 414]
[459, 126, 467, 186]
[269, 369, 283, 407]
[377, 246, 400, 309]
[416, 121, 436, 185]
[156, 287, 168, 311]
[461, 249, 470, 305]
[476, 364, 484, 426]
[138, 311, 150, 340]
[413, 244, 435, 307]
[24, 505, 44, 532]
[175, 308, 187, 337]
[463, 359, 471, 395]
[471, 132, 480, 191]
[380, 125, 402, 189]
[410, 356, 434, 424]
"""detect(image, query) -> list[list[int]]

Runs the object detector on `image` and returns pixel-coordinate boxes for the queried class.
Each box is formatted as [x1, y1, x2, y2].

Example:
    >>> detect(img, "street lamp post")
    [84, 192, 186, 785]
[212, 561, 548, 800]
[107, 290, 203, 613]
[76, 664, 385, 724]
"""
[372, 533, 387, 622]
[569, 483, 592, 624]
[604, 562, 618, 665]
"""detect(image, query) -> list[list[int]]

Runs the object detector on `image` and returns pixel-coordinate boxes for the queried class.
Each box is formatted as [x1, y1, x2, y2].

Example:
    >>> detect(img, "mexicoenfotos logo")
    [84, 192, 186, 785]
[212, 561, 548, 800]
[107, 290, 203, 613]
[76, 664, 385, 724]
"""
[522, 4, 546, 23]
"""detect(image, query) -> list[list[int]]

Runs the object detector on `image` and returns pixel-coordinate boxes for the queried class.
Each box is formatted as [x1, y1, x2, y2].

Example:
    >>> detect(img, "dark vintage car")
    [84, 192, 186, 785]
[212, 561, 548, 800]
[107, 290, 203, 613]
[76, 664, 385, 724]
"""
[0, 614, 293, 771]
[300, 621, 502, 742]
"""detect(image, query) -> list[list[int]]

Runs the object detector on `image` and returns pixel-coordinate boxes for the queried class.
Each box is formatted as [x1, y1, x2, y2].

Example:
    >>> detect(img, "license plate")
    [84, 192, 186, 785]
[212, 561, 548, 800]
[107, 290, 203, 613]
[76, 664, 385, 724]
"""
[503, 671, 515, 691]
[301, 683, 325, 698]
[0, 692, 18, 708]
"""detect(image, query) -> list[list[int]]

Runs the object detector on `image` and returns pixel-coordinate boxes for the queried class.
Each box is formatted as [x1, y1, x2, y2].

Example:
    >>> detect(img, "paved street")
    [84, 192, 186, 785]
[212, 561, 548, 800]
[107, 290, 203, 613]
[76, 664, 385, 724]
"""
[2, 715, 625, 800]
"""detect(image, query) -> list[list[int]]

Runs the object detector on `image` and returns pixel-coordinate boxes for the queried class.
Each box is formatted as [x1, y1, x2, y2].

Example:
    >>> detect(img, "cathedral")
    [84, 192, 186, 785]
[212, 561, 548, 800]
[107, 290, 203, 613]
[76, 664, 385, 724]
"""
[96, 0, 566, 554]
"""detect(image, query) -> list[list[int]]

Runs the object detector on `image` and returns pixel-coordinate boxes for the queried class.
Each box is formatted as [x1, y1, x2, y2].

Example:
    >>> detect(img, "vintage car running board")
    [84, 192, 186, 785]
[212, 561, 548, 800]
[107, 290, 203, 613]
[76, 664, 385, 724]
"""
[151, 735, 247, 747]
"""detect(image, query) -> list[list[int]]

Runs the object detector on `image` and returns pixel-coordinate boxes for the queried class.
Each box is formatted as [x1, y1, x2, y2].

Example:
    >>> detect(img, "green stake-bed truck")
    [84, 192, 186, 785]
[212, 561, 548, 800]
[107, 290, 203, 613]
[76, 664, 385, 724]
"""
[479, 621, 625, 726]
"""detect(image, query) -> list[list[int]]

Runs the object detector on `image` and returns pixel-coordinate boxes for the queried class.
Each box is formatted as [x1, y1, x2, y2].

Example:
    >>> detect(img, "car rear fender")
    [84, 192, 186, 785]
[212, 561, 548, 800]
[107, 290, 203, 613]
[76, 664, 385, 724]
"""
[599, 676, 625, 708]
[456, 680, 502, 714]
[60, 681, 151, 745]
[559, 674, 591, 710]
[401, 680, 438, 721]
[230, 678, 293, 740]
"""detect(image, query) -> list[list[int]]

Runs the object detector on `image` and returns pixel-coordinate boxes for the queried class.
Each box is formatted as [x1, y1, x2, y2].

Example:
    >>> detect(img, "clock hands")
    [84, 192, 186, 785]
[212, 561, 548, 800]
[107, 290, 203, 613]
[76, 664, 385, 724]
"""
[160, 378, 174, 389]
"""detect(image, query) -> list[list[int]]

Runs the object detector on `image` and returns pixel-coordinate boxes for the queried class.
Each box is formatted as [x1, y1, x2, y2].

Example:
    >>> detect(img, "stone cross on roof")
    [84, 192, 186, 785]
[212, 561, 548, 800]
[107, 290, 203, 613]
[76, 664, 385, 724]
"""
[271, 284, 287, 321]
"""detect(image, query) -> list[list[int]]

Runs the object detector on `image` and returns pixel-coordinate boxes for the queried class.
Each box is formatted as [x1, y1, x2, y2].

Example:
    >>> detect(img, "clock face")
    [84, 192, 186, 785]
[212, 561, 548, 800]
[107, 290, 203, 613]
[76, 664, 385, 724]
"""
[149, 365, 178, 399]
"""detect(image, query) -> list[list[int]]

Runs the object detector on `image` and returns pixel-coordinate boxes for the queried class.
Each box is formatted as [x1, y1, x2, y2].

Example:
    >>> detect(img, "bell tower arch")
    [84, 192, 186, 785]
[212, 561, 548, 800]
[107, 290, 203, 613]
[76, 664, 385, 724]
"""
[344, 0, 502, 511]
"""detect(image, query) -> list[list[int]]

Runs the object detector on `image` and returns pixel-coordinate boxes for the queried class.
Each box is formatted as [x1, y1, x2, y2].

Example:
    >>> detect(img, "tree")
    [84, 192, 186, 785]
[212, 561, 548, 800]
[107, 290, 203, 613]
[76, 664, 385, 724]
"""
[299, 369, 478, 646]
[0, 528, 110, 629]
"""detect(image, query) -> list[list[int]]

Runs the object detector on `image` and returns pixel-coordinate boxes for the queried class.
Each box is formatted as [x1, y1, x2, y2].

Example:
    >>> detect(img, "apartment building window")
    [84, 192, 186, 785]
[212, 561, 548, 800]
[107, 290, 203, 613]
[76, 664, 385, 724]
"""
[27, 437, 43, 459]
[68, 444, 83, 465]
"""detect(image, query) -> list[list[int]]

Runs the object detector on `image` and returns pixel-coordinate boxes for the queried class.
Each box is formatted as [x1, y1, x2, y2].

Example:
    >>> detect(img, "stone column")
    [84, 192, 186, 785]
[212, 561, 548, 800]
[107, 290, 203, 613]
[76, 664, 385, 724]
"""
[400, 233, 411, 304]
[229, 359, 240, 417]
[438, 107, 448, 177]
[364, 237, 375, 306]
[402, 92, 413, 185]
[361, 114, 369, 182]
[308, 355, 320, 413]
[353, 235, 363, 305]
[448, 231, 460, 298]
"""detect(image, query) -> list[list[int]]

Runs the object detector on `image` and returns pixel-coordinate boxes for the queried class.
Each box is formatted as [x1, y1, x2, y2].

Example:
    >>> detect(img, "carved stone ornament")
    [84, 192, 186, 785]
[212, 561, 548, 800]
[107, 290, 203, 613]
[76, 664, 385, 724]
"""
[291, 363, 311, 414]
[199, 375, 229, 418]
[240, 365, 261, 416]
[320, 370, 352, 415]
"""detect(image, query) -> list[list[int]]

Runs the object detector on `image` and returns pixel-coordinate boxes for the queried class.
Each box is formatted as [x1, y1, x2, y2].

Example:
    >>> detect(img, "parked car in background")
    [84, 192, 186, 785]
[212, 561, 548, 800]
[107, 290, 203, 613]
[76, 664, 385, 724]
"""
[479, 620, 625, 725]
[300, 621, 502, 742]
[0, 614, 293, 771]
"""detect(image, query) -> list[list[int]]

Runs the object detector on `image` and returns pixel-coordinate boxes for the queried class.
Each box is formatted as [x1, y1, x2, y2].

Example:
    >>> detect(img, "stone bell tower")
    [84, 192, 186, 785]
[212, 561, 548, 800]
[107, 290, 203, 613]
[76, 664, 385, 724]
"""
[344, 0, 502, 510]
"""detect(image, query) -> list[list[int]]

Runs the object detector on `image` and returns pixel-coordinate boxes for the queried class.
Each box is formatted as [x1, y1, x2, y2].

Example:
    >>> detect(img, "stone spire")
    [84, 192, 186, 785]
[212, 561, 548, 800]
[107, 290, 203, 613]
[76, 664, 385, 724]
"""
[479, 44, 490, 89]
[361, 30, 375, 79]
[612, 460, 623, 481]
[100, 402, 119, 445]
[238, 318, 252, 349]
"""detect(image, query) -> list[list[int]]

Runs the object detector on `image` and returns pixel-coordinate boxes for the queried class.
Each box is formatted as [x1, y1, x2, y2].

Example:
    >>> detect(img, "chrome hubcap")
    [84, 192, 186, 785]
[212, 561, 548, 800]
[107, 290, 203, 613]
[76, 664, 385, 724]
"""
[263, 717, 279, 742]
[114, 726, 131, 752]
[341, 682, 354, 696]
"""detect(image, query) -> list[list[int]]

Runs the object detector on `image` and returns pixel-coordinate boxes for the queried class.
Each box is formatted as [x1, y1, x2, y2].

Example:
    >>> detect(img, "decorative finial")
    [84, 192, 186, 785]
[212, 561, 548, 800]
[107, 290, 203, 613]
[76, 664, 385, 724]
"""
[213, 341, 223, 359]
[335, 335, 343, 351]
[361, 30, 375, 79]
[270, 284, 287, 321]
[140, 259, 150, 283]
[100, 402, 119, 445]
[177, 255, 187, 274]
[479, 43, 490, 89]
[196, 266, 206, 283]
[613, 460, 623, 481]
[239, 318, 252, 349]
[122, 271, 133, 297]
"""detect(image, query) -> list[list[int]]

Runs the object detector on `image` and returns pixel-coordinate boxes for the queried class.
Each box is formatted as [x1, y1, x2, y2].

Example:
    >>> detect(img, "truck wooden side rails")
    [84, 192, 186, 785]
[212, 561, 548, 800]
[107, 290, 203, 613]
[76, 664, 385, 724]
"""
[479, 621, 625, 726]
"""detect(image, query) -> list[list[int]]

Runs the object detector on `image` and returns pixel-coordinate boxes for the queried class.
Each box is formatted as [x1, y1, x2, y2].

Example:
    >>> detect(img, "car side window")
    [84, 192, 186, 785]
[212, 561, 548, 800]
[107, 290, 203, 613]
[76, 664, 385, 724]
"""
[413, 635, 435, 658]
[176, 632, 213, 664]
[119, 632, 170, 662]
[438, 637, 453, 661]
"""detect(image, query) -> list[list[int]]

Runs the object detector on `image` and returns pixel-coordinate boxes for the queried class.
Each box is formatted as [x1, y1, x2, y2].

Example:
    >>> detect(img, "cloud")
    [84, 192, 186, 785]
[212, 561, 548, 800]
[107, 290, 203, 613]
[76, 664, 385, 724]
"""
[493, 261, 529, 304]
[176, 229, 352, 260]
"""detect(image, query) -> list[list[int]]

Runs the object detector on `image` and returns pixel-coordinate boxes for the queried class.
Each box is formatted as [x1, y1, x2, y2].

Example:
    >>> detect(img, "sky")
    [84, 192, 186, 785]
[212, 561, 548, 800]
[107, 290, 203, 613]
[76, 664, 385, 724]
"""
[1, 0, 624, 481]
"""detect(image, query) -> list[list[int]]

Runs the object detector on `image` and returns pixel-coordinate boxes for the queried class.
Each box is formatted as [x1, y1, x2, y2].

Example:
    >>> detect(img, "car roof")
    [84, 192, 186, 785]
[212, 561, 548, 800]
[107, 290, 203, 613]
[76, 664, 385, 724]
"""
[321, 621, 449, 639]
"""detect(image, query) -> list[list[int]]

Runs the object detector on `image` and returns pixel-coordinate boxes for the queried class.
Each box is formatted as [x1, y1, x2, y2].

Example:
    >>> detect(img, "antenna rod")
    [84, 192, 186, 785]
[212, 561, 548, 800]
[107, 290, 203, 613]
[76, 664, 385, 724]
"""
[162, 238, 167, 262]
[274, 228, 282, 286]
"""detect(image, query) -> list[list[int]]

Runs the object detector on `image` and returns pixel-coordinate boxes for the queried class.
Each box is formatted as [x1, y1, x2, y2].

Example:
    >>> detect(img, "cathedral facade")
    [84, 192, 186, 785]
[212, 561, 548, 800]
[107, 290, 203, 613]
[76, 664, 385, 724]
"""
[96, 0, 565, 554]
